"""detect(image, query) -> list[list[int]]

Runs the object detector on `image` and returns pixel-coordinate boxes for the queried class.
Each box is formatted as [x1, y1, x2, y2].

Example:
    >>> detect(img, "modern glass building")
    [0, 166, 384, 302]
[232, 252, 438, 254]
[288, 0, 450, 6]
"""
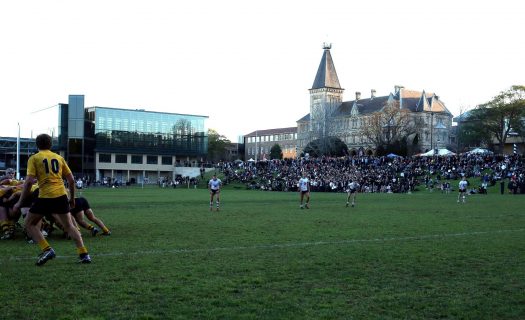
[57, 95, 208, 185]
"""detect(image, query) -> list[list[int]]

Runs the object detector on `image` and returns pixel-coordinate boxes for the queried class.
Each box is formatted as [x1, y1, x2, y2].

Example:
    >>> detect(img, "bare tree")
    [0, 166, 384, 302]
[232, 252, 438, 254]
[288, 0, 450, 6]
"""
[359, 100, 421, 154]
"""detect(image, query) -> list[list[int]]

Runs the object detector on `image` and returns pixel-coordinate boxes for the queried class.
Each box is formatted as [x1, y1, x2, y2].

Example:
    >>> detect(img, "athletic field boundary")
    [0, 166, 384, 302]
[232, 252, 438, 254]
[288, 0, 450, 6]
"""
[3, 228, 524, 263]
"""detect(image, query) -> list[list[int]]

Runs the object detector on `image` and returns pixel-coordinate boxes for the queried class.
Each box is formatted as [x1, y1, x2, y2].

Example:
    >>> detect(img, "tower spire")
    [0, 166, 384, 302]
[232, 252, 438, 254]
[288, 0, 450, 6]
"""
[311, 44, 341, 90]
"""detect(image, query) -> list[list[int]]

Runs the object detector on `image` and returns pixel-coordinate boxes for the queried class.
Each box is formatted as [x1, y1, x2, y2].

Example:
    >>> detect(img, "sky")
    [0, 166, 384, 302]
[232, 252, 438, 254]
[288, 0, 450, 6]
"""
[1, 0, 524, 142]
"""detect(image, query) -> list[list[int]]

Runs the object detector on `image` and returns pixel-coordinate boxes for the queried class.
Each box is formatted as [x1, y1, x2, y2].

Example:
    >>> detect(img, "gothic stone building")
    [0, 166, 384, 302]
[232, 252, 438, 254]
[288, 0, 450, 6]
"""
[297, 44, 453, 155]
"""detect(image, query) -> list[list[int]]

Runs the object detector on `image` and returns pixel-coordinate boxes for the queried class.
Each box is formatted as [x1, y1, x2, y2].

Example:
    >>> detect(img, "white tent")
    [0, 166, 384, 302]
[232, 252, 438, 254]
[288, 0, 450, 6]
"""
[419, 148, 456, 156]
[247, 158, 255, 162]
[466, 148, 493, 155]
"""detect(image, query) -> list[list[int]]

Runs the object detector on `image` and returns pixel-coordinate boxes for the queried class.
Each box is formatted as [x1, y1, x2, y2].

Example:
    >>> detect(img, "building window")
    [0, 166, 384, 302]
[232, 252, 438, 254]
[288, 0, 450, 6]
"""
[99, 153, 111, 163]
[131, 155, 143, 164]
[162, 156, 172, 165]
[115, 154, 127, 163]
[147, 155, 158, 164]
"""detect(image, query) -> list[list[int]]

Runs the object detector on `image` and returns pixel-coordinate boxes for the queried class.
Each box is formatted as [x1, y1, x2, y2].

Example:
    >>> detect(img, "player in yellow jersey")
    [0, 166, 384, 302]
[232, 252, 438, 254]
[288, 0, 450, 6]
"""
[0, 168, 22, 240]
[14, 133, 91, 265]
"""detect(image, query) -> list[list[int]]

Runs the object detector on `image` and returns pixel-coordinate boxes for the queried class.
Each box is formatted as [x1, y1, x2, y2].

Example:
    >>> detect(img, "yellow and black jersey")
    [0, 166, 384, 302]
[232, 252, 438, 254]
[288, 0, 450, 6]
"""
[27, 150, 72, 198]
[0, 185, 12, 198]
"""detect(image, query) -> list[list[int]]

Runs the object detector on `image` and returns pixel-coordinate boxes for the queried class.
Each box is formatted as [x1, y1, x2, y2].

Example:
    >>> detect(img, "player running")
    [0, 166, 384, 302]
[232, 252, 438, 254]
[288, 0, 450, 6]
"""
[457, 176, 468, 203]
[298, 173, 310, 209]
[346, 178, 360, 208]
[208, 174, 222, 211]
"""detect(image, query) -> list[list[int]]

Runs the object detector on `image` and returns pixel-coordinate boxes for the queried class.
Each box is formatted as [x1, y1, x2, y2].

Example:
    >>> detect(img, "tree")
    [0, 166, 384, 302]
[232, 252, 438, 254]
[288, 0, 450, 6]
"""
[456, 112, 493, 150]
[359, 100, 422, 155]
[303, 137, 348, 157]
[207, 129, 231, 163]
[269, 144, 283, 160]
[469, 85, 525, 153]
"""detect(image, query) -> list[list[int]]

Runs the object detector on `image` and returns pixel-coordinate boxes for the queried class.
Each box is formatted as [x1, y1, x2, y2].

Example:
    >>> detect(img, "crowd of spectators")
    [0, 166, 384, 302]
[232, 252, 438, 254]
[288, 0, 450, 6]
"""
[216, 153, 525, 194]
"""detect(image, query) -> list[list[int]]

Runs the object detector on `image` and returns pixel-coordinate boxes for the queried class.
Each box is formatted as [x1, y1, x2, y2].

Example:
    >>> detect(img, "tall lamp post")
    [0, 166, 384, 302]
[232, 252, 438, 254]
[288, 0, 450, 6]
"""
[16, 123, 20, 180]
[430, 112, 434, 152]
[255, 130, 258, 163]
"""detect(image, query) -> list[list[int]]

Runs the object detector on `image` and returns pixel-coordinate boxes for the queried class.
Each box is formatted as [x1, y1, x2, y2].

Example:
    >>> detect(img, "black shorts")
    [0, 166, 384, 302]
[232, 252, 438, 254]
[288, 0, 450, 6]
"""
[210, 189, 220, 195]
[300, 190, 309, 195]
[30, 195, 70, 216]
[71, 197, 90, 214]
[348, 189, 357, 194]
[459, 188, 466, 193]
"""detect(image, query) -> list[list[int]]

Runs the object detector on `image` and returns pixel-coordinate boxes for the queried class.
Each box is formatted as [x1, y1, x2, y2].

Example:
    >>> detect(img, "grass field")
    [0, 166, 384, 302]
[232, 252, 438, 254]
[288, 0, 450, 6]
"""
[1, 184, 524, 319]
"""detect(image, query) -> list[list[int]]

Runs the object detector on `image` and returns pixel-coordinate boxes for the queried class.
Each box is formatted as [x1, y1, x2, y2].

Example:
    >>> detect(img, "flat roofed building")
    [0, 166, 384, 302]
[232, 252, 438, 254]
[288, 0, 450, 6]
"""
[56, 95, 208, 185]
[244, 127, 297, 160]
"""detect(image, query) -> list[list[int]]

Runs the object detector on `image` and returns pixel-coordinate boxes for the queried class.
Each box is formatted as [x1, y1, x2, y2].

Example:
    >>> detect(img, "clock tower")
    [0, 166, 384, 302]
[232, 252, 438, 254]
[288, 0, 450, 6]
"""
[309, 43, 344, 133]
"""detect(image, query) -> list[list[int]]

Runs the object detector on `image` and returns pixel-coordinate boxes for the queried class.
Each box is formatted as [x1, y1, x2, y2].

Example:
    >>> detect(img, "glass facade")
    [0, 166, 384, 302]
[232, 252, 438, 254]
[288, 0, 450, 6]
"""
[86, 107, 208, 156]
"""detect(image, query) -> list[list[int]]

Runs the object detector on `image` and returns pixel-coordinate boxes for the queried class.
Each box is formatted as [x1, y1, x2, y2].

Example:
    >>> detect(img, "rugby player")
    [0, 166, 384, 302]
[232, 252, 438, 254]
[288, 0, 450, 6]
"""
[14, 133, 91, 265]
[208, 174, 222, 211]
[457, 176, 468, 203]
[298, 173, 310, 209]
[71, 196, 111, 236]
[346, 178, 360, 208]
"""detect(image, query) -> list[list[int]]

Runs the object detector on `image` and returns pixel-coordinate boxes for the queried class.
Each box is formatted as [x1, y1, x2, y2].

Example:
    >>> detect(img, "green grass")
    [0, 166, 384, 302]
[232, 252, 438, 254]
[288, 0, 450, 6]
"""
[1, 186, 524, 319]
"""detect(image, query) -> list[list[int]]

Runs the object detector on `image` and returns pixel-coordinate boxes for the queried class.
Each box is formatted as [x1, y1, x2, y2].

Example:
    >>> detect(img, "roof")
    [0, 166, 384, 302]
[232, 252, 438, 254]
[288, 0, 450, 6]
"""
[334, 96, 390, 117]
[87, 106, 209, 119]
[297, 114, 310, 122]
[245, 126, 297, 137]
[299, 88, 452, 121]
[311, 48, 342, 90]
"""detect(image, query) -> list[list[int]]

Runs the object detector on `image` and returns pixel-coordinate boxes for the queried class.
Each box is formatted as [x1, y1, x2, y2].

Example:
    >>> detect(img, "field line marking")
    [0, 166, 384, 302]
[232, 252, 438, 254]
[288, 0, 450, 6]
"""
[3, 228, 524, 262]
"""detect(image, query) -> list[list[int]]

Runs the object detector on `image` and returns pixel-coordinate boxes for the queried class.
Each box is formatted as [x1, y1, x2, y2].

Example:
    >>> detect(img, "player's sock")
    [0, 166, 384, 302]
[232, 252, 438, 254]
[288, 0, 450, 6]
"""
[102, 227, 110, 233]
[38, 239, 51, 252]
[76, 246, 88, 255]
[7, 221, 15, 233]
[0, 220, 8, 233]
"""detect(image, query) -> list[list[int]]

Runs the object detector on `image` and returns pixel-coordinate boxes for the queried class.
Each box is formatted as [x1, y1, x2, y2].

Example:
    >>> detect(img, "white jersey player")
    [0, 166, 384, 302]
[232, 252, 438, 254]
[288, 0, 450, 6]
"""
[208, 175, 222, 211]
[298, 174, 310, 209]
[457, 176, 468, 203]
[346, 179, 360, 207]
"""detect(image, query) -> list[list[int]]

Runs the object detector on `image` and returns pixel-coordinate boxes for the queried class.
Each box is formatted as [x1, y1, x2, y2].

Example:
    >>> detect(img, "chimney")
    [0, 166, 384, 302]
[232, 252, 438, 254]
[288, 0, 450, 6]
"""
[355, 91, 361, 100]
[371, 89, 376, 98]
[394, 85, 404, 94]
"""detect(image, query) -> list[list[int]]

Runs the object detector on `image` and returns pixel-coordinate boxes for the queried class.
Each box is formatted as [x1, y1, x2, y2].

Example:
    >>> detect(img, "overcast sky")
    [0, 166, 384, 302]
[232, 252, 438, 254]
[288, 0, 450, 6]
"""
[1, 0, 523, 142]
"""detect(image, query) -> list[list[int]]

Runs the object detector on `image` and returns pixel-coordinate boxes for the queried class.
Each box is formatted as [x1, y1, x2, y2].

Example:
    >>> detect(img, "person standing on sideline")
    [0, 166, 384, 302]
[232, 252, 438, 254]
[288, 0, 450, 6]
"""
[457, 176, 468, 203]
[346, 178, 359, 208]
[208, 174, 222, 211]
[298, 172, 310, 209]
[14, 133, 91, 265]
